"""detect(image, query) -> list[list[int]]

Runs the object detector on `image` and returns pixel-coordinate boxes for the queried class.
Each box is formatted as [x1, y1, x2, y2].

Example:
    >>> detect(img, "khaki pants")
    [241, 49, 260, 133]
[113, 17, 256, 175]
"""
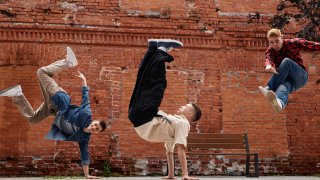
[12, 60, 68, 124]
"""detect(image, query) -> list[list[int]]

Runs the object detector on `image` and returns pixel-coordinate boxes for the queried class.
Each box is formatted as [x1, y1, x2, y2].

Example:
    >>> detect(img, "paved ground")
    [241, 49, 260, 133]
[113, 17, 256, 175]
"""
[0, 176, 319, 180]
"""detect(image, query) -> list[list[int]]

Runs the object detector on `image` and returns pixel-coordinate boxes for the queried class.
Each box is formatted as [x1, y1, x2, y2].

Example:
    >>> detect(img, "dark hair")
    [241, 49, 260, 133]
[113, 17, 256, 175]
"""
[191, 103, 201, 122]
[99, 121, 107, 132]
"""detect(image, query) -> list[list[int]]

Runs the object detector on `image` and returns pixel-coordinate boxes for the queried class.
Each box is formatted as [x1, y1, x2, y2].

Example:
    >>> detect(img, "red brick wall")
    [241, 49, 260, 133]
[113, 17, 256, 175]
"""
[215, 0, 279, 14]
[0, 0, 319, 176]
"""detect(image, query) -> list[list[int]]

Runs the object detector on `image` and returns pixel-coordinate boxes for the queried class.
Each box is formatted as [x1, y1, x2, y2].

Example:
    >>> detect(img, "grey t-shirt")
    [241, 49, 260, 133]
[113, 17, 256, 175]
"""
[55, 116, 80, 136]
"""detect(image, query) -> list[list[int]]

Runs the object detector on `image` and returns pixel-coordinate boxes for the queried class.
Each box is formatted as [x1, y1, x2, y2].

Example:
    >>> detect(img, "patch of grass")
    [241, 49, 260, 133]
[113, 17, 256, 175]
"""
[103, 161, 112, 177]
[176, 170, 182, 176]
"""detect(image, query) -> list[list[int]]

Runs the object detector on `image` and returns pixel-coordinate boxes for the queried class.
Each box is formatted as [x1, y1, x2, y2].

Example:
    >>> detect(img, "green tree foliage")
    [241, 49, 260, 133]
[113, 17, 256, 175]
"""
[270, 0, 320, 42]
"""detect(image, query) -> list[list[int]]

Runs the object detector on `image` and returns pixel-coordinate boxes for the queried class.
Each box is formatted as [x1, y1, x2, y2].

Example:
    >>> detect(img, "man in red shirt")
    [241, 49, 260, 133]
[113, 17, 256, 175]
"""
[259, 28, 320, 112]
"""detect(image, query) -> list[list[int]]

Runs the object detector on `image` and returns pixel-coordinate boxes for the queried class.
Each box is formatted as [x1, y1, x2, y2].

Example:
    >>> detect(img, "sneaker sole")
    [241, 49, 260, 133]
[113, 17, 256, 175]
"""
[0, 85, 20, 96]
[148, 39, 183, 47]
[266, 91, 282, 113]
[67, 47, 78, 66]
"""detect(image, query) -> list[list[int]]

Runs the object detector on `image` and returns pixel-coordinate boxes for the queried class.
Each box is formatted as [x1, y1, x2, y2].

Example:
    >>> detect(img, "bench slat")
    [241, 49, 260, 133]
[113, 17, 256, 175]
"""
[187, 137, 244, 144]
[188, 143, 245, 149]
[188, 133, 245, 139]
[186, 153, 255, 156]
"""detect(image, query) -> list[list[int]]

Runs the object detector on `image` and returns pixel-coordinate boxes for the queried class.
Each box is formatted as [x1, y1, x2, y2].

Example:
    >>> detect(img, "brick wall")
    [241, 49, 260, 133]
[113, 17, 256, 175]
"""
[0, 0, 319, 176]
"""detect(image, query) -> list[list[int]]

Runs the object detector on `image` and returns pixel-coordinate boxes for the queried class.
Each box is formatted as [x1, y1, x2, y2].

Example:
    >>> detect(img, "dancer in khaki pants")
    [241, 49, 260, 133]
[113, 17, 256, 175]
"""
[0, 47, 106, 179]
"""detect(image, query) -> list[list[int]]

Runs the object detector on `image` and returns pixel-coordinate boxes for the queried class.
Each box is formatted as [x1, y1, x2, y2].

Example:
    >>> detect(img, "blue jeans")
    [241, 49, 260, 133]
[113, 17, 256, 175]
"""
[267, 58, 308, 107]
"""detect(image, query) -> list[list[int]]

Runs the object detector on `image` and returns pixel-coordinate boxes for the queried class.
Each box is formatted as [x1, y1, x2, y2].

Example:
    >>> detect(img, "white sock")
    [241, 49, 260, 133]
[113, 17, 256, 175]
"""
[276, 98, 283, 108]
[63, 58, 72, 68]
[15, 91, 23, 97]
[158, 46, 167, 52]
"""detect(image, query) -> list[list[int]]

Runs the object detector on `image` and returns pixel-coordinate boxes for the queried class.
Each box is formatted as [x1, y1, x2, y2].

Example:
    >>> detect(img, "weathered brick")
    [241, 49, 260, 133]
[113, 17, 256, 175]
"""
[0, 0, 319, 177]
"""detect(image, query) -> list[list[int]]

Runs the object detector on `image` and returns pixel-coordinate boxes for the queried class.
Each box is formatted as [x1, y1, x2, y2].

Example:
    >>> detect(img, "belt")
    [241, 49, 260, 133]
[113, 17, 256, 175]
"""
[155, 114, 172, 124]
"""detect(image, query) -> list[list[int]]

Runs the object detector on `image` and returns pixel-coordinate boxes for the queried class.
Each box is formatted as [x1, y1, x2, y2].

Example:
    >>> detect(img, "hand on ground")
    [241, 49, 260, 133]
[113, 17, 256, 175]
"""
[162, 176, 177, 179]
[182, 176, 199, 180]
[86, 175, 100, 179]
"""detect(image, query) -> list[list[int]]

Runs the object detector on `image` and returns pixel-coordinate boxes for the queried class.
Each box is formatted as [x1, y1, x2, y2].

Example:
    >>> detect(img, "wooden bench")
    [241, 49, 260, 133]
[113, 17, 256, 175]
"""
[176, 133, 259, 177]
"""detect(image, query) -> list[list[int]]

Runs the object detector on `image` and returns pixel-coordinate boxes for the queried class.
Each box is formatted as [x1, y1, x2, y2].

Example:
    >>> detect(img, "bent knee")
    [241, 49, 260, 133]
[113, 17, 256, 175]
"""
[37, 68, 45, 77]
[281, 58, 293, 64]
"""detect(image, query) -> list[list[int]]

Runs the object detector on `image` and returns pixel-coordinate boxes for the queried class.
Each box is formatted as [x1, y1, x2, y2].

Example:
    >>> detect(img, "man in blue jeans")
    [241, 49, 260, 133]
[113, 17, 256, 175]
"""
[0, 47, 106, 179]
[259, 29, 320, 112]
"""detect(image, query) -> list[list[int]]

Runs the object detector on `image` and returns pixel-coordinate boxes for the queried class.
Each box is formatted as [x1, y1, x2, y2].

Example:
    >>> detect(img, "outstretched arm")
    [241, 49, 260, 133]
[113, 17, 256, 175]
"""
[79, 141, 99, 179]
[76, 71, 91, 109]
[177, 144, 198, 180]
[163, 151, 175, 179]
[83, 165, 99, 179]
[77, 71, 87, 87]
[295, 38, 320, 51]
[265, 48, 278, 74]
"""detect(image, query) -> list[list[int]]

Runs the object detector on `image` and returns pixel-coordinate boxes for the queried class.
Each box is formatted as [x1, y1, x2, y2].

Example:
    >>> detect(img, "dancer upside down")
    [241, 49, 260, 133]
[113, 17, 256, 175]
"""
[0, 47, 106, 179]
[128, 39, 202, 180]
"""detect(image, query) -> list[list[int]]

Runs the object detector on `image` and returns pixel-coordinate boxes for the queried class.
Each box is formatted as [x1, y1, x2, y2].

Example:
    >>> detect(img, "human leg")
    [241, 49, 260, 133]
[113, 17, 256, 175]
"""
[259, 58, 308, 112]
[267, 58, 308, 91]
[0, 84, 51, 123]
[2, 47, 78, 123]
[11, 59, 69, 123]
[37, 46, 78, 109]
[128, 39, 182, 127]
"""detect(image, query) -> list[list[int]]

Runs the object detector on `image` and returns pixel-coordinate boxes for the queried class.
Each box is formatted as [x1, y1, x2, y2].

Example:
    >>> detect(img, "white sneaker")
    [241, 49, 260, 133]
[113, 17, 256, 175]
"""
[0, 85, 22, 97]
[66, 47, 78, 67]
[266, 90, 283, 113]
[258, 86, 269, 97]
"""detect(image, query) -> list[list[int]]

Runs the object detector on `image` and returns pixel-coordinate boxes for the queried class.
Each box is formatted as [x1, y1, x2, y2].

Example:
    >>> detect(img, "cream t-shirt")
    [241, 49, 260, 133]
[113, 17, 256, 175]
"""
[134, 110, 190, 153]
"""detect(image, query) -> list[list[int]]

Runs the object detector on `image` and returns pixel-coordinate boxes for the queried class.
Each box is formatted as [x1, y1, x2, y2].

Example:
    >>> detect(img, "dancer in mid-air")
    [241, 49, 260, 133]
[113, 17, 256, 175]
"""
[259, 29, 320, 112]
